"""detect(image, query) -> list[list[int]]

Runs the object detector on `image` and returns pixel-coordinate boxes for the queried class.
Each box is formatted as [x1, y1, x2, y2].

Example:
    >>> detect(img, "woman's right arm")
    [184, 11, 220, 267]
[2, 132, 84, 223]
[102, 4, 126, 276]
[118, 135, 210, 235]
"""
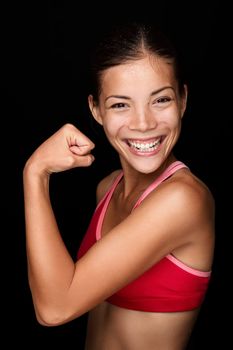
[23, 123, 95, 325]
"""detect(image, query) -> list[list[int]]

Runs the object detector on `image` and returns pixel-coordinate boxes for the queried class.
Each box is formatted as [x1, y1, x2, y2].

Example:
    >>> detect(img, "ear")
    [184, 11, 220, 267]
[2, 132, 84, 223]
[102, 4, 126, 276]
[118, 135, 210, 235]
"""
[88, 95, 103, 125]
[180, 84, 188, 118]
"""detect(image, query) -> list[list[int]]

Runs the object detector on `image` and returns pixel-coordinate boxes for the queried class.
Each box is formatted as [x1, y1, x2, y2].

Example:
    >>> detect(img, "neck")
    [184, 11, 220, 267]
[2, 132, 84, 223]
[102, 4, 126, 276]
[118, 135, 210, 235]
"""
[119, 154, 177, 199]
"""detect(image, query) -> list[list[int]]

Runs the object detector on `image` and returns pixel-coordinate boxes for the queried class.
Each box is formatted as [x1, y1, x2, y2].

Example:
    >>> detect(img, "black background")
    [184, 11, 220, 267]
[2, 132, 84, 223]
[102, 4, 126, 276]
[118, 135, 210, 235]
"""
[2, 1, 231, 348]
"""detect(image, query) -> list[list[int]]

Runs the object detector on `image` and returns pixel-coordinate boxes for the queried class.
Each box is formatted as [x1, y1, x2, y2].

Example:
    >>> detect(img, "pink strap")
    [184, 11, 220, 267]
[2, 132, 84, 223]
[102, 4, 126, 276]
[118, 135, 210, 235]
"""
[133, 161, 188, 209]
[166, 254, 211, 277]
[96, 171, 123, 240]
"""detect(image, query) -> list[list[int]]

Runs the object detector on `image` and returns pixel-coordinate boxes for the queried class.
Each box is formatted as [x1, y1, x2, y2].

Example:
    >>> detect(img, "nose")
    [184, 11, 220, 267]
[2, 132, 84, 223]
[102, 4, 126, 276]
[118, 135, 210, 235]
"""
[129, 108, 157, 132]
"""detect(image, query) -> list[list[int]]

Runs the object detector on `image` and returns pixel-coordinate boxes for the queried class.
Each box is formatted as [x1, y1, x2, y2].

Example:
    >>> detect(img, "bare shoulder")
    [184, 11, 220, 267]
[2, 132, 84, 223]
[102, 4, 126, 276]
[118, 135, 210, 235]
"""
[171, 169, 215, 218]
[144, 167, 215, 244]
[164, 169, 214, 225]
[96, 169, 122, 204]
[155, 166, 213, 207]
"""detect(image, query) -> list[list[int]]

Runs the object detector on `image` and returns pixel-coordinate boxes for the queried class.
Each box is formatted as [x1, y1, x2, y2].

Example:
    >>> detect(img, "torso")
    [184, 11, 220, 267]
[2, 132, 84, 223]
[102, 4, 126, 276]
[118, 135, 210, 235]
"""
[85, 302, 199, 350]
[82, 161, 214, 350]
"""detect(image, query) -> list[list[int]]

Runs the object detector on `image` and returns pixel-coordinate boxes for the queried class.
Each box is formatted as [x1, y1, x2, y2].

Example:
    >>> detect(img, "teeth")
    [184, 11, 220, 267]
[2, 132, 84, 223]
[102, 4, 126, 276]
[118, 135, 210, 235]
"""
[128, 139, 161, 152]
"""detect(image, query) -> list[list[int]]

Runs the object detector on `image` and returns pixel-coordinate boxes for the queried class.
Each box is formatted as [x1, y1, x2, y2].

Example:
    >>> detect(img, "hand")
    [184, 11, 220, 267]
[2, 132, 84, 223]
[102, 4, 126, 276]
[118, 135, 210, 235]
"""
[25, 123, 95, 175]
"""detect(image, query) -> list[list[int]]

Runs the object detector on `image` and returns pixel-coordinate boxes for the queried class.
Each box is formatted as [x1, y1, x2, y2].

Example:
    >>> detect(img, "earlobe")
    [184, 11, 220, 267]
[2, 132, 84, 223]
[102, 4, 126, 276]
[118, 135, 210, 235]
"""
[88, 95, 103, 125]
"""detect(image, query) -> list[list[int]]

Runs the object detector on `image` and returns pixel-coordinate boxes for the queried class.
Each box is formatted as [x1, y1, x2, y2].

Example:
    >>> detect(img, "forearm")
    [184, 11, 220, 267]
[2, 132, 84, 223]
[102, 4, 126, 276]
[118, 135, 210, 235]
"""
[23, 164, 75, 321]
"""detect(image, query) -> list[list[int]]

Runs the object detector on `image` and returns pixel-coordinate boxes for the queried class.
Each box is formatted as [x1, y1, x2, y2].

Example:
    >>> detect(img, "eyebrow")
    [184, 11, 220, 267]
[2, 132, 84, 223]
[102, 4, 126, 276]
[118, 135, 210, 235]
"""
[105, 86, 175, 102]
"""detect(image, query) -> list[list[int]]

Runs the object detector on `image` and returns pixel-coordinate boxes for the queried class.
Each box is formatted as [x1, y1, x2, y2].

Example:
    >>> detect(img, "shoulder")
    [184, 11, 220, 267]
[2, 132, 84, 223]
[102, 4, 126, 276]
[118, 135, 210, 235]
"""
[96, 169, 122, 204]
[164, 169, 214, 221]
[168, 170, 215, 220]
[139, 168, 215, 243]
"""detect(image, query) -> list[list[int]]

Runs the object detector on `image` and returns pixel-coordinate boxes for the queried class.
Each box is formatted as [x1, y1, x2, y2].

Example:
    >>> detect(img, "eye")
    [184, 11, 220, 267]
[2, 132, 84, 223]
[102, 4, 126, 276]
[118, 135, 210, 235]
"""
[155, 96, 172, 104]
[110, 102, 128, 109]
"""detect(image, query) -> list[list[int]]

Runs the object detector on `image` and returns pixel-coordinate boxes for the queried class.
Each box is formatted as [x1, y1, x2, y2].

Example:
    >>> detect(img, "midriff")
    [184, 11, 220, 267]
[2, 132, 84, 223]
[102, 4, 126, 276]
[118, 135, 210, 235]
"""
[84, 301, 199, 350]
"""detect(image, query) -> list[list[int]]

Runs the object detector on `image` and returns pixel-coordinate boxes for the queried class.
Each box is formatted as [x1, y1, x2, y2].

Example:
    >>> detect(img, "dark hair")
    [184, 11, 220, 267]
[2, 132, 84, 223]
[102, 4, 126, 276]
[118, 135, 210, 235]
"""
[89, 21, 186, 102]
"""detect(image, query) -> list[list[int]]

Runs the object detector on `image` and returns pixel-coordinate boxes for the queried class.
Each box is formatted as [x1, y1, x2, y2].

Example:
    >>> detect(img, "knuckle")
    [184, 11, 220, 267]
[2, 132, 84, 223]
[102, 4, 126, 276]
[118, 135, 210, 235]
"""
[87, 155, 94, 166]
[86, 156, 92, 166]
[65, 155, 75, 167]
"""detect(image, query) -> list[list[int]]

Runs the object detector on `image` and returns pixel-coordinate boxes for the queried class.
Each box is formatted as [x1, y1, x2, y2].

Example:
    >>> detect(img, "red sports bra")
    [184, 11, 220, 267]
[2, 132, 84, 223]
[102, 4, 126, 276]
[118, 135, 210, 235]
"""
[77, 161, 211, 312]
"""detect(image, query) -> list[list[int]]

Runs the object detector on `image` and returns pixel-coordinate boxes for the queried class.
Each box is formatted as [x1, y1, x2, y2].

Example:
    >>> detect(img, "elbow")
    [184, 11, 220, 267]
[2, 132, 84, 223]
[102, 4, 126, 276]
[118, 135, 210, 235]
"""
[33, 303, 73, 327]
[35, 313, 54, 327]
[34, 310, 63, 327]
[35, 313, 60, 327]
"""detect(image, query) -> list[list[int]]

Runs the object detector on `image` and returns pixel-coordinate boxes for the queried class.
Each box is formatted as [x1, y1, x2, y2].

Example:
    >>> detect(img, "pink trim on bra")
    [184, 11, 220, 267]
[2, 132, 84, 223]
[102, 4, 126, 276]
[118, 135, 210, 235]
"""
[133, 161, 188, 208]
[96, 171, 123, 241]
[166, 254, 211, 277]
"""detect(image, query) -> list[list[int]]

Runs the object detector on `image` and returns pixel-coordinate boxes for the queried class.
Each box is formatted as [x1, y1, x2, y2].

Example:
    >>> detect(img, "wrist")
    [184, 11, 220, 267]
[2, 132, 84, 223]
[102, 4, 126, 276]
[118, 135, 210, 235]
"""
[23, 159, 50, 186]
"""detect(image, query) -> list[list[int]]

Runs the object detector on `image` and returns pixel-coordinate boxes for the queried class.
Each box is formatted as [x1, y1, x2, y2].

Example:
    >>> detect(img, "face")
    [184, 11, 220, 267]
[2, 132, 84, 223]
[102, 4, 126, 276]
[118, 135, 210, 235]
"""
[89, 54, 187, 174]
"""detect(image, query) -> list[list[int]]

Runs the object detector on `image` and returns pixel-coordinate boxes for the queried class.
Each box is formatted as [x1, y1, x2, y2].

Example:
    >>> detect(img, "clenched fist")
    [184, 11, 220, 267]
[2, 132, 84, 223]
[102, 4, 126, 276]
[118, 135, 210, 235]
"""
[24, 123, 95, 176]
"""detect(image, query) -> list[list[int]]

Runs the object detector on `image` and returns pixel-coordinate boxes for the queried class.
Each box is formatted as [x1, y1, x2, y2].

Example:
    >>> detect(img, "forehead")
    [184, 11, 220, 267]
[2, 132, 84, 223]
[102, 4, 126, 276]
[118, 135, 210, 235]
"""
[100, 55, 176, 94]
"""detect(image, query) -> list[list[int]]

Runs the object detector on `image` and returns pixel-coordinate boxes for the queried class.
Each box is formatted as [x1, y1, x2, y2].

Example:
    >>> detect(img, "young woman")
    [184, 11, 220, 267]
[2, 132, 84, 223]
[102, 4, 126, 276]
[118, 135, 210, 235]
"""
[23, 22, 215, 349]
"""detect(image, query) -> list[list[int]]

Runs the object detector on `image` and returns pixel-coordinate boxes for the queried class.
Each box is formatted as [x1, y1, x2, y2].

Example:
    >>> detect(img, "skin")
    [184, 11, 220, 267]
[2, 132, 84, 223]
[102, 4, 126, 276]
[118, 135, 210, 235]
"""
[23, 53, 215, 350]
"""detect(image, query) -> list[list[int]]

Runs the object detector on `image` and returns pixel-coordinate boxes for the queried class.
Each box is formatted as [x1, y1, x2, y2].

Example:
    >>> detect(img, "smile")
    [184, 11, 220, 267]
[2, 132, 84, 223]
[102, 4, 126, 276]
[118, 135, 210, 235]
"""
[127, 137, 163, 153]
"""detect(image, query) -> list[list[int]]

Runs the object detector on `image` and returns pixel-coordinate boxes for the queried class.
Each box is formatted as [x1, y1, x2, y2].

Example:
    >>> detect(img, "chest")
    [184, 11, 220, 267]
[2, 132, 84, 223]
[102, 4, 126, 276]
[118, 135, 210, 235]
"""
[100, 189, 144, 238]
[100, 199, 130, 238]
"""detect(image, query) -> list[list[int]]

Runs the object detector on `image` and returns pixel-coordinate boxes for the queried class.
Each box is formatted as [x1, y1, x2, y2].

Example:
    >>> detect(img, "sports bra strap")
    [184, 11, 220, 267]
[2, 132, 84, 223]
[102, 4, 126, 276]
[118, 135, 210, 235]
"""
[133, 161, 188, 209]
[96, 161, 188, 214]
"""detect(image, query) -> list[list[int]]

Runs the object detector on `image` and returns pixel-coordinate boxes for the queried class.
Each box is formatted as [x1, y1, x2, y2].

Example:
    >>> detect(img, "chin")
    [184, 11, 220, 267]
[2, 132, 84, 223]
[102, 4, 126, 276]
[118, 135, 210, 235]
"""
[131, 162, 160, 174]
[138, 168, 157, 174]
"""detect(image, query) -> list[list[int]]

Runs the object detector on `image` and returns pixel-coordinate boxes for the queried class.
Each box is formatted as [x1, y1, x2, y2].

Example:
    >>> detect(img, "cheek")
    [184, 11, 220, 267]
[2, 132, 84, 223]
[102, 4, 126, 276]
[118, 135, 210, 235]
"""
[160, 109, 181, 128]
[171, 115, 182, 127]
[103, 116, 125, 137]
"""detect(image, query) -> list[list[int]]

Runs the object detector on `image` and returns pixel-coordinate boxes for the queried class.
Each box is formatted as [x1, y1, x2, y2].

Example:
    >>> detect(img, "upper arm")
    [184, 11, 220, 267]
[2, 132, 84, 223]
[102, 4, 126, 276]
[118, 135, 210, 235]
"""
[65, 179, 215, 321]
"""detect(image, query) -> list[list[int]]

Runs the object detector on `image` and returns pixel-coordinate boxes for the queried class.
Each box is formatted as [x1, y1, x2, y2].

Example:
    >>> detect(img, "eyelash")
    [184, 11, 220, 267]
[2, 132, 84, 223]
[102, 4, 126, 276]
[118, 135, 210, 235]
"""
[154, 96, 172, 104]
[111, 103, 127, 109]
[110, 97, 173, 109]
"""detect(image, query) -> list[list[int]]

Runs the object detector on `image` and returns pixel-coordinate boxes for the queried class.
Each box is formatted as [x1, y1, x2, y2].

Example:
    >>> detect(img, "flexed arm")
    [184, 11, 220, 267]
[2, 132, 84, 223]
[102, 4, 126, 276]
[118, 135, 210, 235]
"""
[23, 123, 95, 325]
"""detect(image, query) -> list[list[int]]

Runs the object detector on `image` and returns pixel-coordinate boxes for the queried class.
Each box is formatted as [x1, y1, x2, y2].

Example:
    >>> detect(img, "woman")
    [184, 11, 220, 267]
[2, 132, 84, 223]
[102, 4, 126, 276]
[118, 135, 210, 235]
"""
[23, 22, 215, 349]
